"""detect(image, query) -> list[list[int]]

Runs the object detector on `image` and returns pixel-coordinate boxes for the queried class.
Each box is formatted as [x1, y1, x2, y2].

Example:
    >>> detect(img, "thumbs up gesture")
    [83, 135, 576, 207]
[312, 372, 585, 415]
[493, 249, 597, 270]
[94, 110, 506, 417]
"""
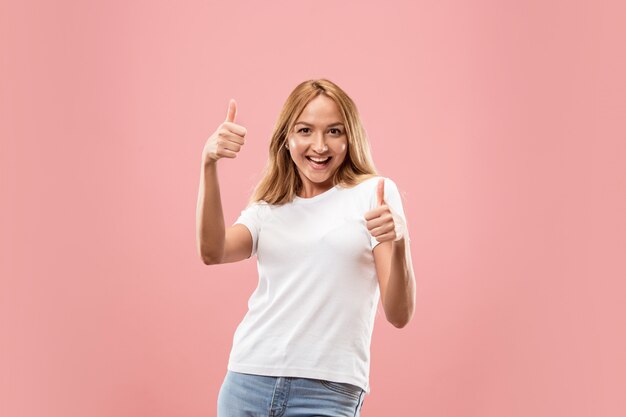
[202, 99, 248, 164]
[364, 178, 406, 243]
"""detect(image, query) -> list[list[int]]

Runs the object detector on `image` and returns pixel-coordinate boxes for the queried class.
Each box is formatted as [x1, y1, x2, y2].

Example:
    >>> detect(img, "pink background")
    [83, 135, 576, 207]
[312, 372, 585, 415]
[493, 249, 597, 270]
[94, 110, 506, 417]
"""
[1, 1, 625, 416]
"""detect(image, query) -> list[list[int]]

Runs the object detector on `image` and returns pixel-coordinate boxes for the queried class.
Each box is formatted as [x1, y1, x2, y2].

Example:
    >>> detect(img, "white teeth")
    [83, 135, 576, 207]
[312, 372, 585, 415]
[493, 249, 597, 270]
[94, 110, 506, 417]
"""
[308, 157, 330, 163]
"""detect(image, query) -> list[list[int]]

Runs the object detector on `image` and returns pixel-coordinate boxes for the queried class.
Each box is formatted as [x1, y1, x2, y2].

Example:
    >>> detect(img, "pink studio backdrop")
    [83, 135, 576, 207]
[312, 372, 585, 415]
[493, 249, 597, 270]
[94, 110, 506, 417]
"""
[1, 1, 625, 416]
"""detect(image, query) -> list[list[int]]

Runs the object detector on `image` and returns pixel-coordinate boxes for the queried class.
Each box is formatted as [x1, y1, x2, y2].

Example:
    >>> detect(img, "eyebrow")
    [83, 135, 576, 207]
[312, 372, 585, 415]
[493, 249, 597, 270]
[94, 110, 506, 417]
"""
[294, 121, 345, 127]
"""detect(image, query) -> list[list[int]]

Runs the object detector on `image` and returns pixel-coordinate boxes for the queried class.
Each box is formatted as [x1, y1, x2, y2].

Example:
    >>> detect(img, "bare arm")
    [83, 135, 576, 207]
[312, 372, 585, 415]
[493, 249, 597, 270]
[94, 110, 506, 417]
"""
[366, 178, 416, 328]
[196, 160, 225, 264]
[373, 237, 416, 328]
[196, 99, 252, 265]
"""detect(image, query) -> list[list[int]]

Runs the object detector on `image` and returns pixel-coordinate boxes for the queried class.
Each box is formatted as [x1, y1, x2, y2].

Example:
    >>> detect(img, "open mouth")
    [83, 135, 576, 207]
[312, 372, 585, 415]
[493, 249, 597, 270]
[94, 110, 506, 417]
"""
[306, 156, 332, 168]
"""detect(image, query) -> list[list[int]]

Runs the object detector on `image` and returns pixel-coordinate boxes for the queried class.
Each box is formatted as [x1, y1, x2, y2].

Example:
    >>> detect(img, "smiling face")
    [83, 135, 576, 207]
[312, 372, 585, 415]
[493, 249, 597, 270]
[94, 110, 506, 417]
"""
[287, 94, 348, 198]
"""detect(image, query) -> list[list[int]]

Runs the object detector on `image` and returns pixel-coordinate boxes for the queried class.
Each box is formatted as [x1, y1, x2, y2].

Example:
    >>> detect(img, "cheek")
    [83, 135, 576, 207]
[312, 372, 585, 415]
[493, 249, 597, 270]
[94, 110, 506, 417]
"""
[334, 143, 348, 165]
[334, 142, 347, 159]
[289, 138, 297, 149]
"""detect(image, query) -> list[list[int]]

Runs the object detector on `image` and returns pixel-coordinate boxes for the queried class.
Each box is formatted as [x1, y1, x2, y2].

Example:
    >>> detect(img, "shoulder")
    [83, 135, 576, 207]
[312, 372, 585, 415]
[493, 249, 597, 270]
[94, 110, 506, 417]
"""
[337, 176, 401, 208]
[352, 175, 400, 194]
[361, 176, 405, 211]
[241, 200, 272, 216]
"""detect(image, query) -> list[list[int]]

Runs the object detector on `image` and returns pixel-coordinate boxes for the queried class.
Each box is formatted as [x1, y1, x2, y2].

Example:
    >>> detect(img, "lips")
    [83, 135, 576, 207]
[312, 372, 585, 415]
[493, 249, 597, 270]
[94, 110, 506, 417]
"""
[306, 156, 331, 169]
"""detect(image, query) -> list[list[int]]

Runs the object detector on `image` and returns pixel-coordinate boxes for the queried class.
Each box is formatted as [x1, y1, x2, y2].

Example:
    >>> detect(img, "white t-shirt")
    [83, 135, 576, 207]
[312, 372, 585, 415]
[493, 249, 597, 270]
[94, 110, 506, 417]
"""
[227, 176, 406, 395]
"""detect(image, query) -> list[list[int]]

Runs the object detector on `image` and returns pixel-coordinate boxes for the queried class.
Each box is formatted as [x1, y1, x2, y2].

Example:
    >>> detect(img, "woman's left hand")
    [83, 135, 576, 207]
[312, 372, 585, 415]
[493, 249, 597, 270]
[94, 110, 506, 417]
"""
[364, 178, 406, 243]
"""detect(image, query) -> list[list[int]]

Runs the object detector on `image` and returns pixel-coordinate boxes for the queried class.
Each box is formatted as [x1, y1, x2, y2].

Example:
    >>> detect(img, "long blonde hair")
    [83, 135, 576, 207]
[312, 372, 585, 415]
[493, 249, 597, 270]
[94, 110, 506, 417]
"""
[249, 79, 378, 205]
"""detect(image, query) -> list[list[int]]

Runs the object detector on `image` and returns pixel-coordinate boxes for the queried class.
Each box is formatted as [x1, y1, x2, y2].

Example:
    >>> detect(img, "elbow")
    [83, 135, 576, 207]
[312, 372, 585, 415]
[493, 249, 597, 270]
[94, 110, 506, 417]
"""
[201, 253, 222, 265]
[202, 256, 217, 265]
[390, 318, 410, 329]
[389, 309, 414, 329]
[199, 248, 223, 265]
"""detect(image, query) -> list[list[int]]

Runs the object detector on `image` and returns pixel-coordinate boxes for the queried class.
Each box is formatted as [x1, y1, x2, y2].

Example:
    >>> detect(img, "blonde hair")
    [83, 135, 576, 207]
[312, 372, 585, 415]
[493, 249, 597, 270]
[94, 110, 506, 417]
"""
[249, 79, 378, 205]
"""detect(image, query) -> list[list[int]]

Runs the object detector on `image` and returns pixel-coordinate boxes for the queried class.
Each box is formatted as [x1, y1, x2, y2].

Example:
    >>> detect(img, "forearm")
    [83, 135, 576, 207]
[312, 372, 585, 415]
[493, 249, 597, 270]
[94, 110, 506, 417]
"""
[383, 237, 416, 328]
[195, 160, 225, 263]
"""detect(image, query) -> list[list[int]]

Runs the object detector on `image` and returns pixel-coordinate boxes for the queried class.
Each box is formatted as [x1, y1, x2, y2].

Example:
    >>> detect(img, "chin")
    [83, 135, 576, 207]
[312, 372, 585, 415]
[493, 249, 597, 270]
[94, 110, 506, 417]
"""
[311, 172, 336, 183]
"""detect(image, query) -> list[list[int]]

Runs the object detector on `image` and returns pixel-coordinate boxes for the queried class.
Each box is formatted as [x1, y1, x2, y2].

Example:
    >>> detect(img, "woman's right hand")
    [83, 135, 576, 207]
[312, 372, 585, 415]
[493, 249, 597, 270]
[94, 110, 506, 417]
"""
[202, 99, 247, 165]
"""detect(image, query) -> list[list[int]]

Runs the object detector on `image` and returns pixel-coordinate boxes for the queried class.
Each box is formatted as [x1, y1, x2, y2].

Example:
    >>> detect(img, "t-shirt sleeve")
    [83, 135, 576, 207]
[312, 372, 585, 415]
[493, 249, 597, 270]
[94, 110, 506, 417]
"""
[232, 202, 265, 258]
[370, 177, 408, 249]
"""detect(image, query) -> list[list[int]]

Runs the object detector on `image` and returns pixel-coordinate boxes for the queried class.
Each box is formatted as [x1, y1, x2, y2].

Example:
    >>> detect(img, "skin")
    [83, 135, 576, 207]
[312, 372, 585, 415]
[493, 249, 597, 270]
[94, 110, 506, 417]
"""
[197, 98, 415, 328]
[287, 95, 348, 199]
[366, 180, 416, 328]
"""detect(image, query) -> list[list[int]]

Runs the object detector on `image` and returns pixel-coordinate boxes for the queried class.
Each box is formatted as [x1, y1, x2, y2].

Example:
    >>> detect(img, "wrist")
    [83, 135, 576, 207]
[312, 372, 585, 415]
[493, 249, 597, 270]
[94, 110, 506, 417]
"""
[202, 156, 218, 168]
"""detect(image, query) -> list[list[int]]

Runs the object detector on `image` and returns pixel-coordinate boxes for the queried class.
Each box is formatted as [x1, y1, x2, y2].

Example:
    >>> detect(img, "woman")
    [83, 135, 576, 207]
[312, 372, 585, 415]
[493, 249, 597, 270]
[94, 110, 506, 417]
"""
[196, 79, 416, 417]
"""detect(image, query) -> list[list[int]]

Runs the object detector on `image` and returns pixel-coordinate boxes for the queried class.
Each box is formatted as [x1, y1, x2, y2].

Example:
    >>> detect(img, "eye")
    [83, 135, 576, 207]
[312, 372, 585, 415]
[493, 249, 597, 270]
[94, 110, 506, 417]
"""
[297, 127, 310, 133]
[329, 128, 342, 135]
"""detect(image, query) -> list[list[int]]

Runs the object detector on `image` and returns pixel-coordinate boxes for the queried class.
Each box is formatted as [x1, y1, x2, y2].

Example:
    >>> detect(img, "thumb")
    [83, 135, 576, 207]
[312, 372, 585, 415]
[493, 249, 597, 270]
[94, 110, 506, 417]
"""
[225, 99, 237, 122]
[377, 178, 385, 206]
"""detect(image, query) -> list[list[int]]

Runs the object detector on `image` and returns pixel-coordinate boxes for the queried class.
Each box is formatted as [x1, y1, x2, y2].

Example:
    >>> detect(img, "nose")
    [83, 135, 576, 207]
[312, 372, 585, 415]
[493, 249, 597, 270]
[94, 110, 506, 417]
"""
[312, 132, 328, 153]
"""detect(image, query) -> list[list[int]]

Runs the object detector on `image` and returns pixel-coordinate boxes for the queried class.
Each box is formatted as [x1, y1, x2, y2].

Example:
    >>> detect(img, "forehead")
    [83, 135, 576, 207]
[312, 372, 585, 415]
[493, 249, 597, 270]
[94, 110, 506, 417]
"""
[296, 95, 343, 123]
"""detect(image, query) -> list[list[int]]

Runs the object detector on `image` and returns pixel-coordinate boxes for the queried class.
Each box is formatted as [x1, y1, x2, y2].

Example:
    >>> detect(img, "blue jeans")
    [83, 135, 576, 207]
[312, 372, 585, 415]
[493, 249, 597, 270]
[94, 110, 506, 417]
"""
[217, 370, 366, 417]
